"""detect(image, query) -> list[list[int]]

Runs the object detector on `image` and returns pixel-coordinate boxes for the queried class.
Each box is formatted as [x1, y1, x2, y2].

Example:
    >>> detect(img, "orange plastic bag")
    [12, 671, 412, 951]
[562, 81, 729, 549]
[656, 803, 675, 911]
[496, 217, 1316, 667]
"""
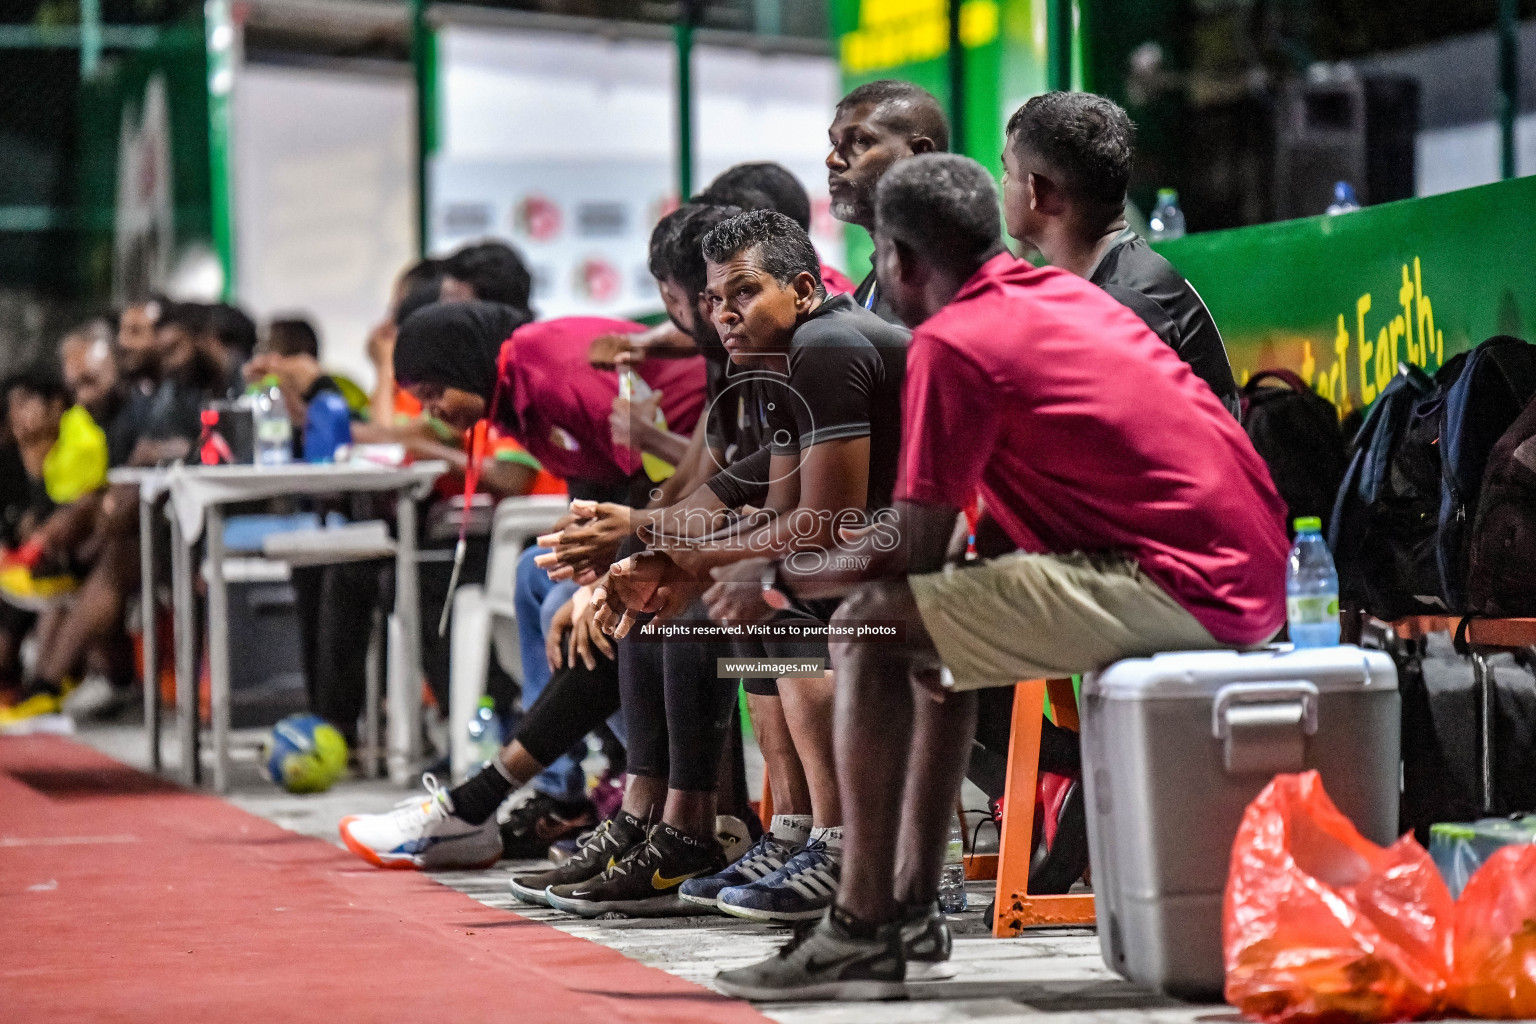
[1451, 843, 1536, 1018]
[1223, 771, 1455, 1023]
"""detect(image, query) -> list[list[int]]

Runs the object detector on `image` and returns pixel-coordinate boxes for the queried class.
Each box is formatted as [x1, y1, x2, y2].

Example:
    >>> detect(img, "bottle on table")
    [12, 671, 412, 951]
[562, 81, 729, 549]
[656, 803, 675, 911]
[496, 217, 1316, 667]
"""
[1326, 181, 1361, 215]
[1148, 188, 1186, 241]
[938, 813, 968, 913]
[467, 696, 504, 770]
[251, 375, 293, 467]
[1286, 516, 1340, 648]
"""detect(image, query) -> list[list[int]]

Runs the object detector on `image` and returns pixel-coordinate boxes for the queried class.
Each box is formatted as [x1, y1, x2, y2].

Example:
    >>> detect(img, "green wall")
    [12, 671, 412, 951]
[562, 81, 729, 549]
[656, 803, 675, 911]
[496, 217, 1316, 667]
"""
[1156, 176, 1536, 416]
[830, 0, 1078, 274]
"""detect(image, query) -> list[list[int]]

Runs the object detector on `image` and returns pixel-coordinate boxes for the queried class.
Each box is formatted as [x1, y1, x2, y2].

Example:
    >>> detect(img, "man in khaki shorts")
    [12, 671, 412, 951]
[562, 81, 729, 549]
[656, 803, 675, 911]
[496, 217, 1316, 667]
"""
[715, 154, 1288, 1002]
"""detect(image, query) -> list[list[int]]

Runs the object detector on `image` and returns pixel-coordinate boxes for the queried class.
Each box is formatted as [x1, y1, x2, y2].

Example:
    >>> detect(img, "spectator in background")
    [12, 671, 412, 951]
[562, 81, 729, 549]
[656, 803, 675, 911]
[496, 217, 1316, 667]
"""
[0, 300, 230, 732]
[207, 302, 259, 395]
[441, 241, 534, 311]
[0, 367, 109, 731]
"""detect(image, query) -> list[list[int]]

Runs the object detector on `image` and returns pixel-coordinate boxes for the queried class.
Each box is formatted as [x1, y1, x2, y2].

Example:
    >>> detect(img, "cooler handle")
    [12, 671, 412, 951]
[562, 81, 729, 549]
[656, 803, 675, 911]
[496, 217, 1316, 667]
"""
[1211, 681, 1319, 739]
[1213, 682, 1319, 776]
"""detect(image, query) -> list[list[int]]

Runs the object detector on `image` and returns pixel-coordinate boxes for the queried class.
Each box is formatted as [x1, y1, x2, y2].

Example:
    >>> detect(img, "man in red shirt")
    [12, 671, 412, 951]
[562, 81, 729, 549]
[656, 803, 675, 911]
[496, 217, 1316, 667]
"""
[392, 302, 705, 504]
[715, 155, 1287, 1001]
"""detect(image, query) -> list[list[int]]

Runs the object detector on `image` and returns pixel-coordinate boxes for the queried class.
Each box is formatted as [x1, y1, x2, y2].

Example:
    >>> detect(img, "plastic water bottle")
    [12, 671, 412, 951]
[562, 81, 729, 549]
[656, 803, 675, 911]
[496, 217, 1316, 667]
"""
[1287, 516, 1340, 648]
[251, 375, 292, 467]
[1148, 188, 1186, 241]
[938, 813, 968, 913]
[466, 696, 504, 769]
[618, 367, 674, 482]
[1326, 181, 1361, 215]
[303, 390, 352, 463]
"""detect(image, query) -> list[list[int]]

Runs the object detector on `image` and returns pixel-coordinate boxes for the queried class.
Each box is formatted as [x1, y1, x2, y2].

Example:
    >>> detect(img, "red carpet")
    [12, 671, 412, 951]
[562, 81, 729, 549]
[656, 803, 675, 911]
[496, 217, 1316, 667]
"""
[0, 737, 772, 1023]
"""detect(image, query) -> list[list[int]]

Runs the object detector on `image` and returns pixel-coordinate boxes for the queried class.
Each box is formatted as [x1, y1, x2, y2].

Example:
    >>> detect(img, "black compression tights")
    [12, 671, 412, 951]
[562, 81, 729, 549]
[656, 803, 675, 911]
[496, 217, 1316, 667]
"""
[514, 653, 620, 768]
[618, 606, 738, 792]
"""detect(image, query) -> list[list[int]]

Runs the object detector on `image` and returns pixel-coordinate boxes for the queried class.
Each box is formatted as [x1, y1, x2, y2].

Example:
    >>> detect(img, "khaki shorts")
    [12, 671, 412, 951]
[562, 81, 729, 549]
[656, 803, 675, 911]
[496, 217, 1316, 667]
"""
[909, 551, 1221, 692]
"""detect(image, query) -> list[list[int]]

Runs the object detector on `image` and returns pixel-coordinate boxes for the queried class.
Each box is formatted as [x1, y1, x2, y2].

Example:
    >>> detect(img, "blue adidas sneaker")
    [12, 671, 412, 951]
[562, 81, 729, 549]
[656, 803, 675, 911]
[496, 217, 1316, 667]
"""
[717, 840, 840, 922]
[679, 831, 802, 910]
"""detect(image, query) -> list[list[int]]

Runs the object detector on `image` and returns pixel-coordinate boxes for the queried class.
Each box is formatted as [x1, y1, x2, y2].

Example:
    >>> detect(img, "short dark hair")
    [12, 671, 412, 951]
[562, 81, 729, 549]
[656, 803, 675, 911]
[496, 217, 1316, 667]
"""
[5, 366, 69, 407]
[702, 163, 812, 231]
[210, 303, 257, 361]
[445, 241, 532, 313]
[400, 257, 444, 294]
[700, 210, 822, 291]
[1006, 91, 1135, 215]
[875, 154, 1002, 268]
[656, 203, 746, 299]
[836, 79, 950, 153]
[156, 301, 213, 338]
[266, 317, 321, 359]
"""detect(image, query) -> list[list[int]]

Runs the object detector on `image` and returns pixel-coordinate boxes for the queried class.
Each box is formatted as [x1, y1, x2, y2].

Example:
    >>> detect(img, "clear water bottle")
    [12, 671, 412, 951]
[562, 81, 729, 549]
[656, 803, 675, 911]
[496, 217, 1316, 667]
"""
[251, 375, 292, 467]
[1287, 516, 1340, 648]
[466, 695, 504, 769]
[1326, 181, 1361, 215]
[938, 813, 968, 913]
[1148, 188, 1185, 241]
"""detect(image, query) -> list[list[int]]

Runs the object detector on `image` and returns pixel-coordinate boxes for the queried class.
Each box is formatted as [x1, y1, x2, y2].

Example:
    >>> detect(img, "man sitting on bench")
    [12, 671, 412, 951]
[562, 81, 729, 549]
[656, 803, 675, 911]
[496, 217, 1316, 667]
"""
[714, 154, 1288, 1002]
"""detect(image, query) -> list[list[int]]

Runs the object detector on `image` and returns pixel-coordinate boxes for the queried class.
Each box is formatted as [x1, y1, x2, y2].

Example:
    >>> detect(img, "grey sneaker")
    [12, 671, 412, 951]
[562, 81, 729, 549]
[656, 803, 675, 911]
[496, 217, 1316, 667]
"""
[713, 912, 906, 1002]
[901, 901, 957, 981]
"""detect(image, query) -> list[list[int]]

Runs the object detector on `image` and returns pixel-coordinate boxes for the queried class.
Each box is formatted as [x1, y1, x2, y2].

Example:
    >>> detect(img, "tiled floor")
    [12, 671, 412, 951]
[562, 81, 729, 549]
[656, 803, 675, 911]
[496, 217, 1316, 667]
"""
[77, 720, 1232, 1023]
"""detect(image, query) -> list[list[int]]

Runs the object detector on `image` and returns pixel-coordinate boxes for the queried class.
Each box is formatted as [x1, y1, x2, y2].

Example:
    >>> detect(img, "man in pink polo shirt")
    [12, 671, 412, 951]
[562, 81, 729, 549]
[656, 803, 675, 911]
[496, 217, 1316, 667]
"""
[716, 154, 1287, 1001]
[392, 301, 705, 504]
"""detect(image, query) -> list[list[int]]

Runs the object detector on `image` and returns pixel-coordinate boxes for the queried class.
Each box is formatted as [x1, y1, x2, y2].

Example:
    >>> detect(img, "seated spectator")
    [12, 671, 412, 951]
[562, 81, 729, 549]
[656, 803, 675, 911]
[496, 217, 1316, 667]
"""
[0, 367, 108, 730]
[714, 154, 1287, 1000]
[1002, 92, 1239, 416]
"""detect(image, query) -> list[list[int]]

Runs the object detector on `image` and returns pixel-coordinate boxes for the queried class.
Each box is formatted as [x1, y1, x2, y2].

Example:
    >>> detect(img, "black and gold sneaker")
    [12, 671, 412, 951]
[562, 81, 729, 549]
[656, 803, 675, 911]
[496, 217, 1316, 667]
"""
[508, 812, 646, 906]
[543, 822, 726, 918]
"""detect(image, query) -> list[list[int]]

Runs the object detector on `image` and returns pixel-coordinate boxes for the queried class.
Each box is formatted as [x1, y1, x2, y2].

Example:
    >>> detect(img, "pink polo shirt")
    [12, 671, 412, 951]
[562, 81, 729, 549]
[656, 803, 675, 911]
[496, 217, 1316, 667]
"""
[495, 317, 706, 486]
[895, 254, 1287, 646]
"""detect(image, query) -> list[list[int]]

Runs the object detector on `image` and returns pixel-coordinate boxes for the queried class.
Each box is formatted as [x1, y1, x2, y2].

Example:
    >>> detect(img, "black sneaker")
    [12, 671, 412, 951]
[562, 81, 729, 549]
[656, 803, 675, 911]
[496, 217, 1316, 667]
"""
[543, 822, 725, 918]
[499, 791, 598, 860]
[900, 901, 956, 980]
[507, 812, 646, 906]
[714, 912, 906, 1001]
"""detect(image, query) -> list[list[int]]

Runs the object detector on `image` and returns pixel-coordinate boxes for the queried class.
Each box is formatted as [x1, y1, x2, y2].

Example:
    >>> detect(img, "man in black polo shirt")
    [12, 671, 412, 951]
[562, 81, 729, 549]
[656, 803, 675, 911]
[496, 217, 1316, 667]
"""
[827, 80, 948, 326]
[1003, 91, 1240, 418]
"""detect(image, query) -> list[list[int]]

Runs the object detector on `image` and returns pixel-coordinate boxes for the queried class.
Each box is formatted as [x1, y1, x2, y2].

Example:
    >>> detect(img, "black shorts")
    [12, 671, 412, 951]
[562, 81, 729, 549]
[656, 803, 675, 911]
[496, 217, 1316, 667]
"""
[735, 598, 838, 697]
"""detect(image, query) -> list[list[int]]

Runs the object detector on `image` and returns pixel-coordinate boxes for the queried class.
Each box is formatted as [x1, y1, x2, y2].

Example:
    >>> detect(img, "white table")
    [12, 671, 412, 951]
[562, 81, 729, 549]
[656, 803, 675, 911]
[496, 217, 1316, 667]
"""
[110, 462, 446, 792]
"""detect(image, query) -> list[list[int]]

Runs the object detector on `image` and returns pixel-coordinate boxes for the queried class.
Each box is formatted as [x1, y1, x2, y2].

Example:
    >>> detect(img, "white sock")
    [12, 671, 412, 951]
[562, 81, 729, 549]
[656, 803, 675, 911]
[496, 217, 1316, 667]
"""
[809, 825, 844, 851]
[770, 814, 812, 844]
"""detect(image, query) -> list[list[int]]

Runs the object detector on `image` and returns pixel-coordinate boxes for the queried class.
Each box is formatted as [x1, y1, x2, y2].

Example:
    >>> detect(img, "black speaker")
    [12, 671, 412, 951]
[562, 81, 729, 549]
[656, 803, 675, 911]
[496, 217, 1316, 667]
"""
[1273, 73, 1420, 220]
[1364, 75, 1420, 207]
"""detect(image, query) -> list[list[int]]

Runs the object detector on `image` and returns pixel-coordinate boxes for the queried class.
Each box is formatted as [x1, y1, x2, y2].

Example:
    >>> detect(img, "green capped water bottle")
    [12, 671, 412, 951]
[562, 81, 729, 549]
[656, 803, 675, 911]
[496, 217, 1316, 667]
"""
[1286, 517, 1340, 648]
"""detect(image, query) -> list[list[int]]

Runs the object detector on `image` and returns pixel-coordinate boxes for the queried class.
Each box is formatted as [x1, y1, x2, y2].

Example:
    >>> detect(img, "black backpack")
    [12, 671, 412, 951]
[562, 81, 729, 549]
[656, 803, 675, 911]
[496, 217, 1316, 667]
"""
[1467, 392, 1536, 615]
[1240, 369, 1347, 537]
[1328, 359, 1454, 620]
[1435, 336, 1536, 611]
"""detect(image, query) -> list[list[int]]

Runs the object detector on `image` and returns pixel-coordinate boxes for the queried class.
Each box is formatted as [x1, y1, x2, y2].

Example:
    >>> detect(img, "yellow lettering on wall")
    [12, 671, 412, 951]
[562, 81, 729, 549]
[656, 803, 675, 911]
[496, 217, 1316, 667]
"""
[1398, 266, 1417, 365]
[840, 0, 999, 74]
[1414, 257, 1442, 365]
[1333, 315, 1350, 413]
[1356, 294, 1375, 405]
[1376, 323, 1394, 391]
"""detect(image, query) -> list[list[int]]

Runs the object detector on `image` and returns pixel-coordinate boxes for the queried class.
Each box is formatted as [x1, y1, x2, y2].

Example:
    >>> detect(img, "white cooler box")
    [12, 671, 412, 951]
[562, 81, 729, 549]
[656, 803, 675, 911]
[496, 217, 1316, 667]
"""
[1081, 645, 1400, 1000]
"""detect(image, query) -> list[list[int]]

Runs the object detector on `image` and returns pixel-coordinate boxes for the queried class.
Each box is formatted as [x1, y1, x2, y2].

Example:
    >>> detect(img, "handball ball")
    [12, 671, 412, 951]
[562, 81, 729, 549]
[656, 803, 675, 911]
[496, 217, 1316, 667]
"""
[261, 714, 348, 794]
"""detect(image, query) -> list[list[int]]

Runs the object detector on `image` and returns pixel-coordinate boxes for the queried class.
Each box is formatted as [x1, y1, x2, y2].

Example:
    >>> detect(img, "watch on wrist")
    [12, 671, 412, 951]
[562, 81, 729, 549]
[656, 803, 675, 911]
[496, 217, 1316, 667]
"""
[760, 560, 791, 611]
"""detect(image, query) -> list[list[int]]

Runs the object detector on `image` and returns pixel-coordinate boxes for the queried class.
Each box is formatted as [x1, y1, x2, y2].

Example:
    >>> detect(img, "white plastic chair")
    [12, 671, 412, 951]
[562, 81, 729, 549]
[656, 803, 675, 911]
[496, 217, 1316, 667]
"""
[448, 494, 570, 781]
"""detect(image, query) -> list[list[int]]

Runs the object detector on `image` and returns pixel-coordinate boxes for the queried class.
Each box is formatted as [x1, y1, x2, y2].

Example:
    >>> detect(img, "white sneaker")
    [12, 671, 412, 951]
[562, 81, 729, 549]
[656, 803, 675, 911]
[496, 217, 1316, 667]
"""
[339, 775, 502, 870]
[62, 674, 122, 720]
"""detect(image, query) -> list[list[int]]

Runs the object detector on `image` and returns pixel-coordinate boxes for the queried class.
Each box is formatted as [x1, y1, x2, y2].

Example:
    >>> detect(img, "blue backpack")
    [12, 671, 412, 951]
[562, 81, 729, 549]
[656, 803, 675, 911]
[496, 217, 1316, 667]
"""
[1435, 336, 1536, 611]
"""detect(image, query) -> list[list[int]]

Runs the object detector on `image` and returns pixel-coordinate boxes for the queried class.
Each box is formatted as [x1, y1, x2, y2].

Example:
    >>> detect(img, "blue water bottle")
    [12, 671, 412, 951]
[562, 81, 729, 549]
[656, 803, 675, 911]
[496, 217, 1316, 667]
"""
[303, 390, 352, 463]
[1286, 516, 1340, 648]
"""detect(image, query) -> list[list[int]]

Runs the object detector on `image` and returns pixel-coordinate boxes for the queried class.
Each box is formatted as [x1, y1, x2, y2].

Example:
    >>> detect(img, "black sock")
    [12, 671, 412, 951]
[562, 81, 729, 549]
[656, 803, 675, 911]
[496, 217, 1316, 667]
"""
[831, 903, 890, 940]
[447, 764, 514, 825]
